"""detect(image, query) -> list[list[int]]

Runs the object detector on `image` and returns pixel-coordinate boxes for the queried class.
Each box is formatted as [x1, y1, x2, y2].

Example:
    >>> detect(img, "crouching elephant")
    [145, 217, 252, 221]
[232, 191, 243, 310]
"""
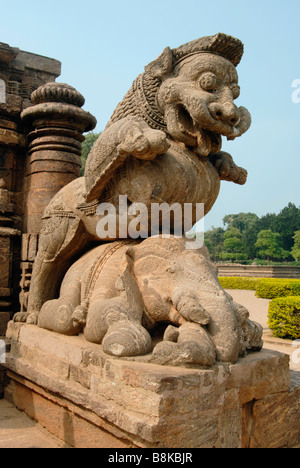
[38, 236, 263, 367]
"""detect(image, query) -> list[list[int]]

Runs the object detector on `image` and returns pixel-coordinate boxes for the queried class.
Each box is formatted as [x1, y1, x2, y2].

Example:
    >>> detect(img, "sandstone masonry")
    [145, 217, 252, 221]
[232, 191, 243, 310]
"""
[0, 43, 61, 331]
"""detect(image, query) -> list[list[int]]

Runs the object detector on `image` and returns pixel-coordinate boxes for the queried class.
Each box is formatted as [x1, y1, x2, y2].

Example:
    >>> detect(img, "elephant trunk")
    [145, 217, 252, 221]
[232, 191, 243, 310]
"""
[174, 251, 242, 363]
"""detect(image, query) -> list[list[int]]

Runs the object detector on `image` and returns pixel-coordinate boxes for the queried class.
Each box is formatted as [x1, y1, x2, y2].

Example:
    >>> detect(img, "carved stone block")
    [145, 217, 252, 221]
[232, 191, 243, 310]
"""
[4, 322, 300, 448]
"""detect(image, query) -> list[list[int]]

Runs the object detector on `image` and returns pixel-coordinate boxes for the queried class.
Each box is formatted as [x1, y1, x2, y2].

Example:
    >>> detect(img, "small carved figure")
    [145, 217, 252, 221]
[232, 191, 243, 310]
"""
[37, 236, 263, 366]
[15, 33, 254, 356]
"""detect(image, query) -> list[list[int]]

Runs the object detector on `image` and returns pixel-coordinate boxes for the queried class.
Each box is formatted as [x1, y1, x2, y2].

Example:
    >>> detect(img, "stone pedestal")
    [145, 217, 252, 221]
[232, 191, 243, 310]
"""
[3, 322, 300, 448]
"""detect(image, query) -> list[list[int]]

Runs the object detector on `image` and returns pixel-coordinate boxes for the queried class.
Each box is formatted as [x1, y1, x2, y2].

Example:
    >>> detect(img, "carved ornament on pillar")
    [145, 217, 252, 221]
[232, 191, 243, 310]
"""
[20, 82, 97, 234]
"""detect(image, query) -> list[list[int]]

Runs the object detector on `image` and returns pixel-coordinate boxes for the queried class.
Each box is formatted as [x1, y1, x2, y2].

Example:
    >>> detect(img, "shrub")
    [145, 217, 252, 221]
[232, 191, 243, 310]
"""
[218, 277, 259, 290]
[255, 279, 300, 299]
[268, 296, 300, 340]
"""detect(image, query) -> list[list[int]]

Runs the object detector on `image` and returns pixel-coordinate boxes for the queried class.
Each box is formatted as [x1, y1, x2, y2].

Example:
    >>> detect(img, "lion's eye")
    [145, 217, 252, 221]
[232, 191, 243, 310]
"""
[199, 72, 217, 92]
[231, 84, 240, 99]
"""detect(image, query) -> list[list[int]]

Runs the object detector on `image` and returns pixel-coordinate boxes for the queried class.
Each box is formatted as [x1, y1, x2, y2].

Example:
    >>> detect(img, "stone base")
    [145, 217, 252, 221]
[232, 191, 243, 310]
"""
[4, 322, 300, 448]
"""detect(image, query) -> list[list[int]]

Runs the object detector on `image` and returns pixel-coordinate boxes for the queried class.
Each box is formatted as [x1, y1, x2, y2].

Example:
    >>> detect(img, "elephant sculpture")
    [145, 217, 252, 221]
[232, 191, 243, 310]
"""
[37, 236, 263, 367]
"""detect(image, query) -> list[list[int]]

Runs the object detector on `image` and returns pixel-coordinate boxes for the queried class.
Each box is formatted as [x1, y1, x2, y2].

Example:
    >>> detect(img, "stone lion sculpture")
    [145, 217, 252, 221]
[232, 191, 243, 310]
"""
[14, 33, 261, 366]
[37, 236, 263, 367]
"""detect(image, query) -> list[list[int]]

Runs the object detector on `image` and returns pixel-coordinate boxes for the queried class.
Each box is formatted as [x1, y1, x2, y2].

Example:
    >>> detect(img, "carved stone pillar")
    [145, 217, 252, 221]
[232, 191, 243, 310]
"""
[18, 83, 96, 312]
[21, 82, 97, 234]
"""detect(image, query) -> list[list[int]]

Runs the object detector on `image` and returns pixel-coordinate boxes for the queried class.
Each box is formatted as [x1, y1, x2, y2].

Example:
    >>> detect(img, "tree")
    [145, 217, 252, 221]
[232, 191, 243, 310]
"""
[257, 203, 300, 253]
[223, 227, 244, 253]
[220, 227, 246, 262]
[223, 212, 259, 233]
[80, 131, 101, 175]
[255, 229, 288, 264]
[219, 252, 248, 262]
[223, 212, 259, 258]
[275, 203, 300, 251]
[291, 231, 300, 261]
[204, 226, 225, 260]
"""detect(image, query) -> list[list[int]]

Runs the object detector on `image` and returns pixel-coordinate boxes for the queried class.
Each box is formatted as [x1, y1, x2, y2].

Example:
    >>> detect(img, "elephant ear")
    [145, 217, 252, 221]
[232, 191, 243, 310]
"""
[144, 47, 173, 79]
[114, 247, 145, 323]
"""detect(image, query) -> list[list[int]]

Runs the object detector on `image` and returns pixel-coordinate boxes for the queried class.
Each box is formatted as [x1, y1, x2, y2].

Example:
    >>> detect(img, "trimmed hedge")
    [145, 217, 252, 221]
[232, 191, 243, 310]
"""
[219, 276, 300, 299]
[218, 277, 259, 290]
[268, 296, 300, 340]
[255, 279, 300, 299]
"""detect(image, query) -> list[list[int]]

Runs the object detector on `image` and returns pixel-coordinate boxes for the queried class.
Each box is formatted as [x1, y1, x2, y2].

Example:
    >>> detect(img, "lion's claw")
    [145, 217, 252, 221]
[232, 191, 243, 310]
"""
[13, 311, 38, 324]
[210, 151, 247, 185]
[118, 120, 170, 160]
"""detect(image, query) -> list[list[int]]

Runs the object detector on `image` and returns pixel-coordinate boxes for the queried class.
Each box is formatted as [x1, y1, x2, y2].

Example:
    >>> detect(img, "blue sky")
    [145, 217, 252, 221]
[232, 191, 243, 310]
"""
[1, 0, 299, 230]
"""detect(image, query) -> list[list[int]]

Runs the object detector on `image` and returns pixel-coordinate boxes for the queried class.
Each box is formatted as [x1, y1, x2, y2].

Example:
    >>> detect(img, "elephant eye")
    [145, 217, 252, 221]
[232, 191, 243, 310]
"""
[199, 72, 217, 92]
[231, 84, 240, 99]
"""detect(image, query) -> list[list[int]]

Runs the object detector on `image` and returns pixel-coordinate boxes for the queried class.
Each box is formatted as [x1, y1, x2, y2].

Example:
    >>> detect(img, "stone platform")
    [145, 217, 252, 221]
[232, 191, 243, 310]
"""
[3, 322, 300, 448]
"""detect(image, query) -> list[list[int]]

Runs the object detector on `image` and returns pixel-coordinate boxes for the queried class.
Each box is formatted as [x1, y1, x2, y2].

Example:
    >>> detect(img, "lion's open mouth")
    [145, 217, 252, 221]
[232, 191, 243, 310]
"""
[176, 105, 222, 155]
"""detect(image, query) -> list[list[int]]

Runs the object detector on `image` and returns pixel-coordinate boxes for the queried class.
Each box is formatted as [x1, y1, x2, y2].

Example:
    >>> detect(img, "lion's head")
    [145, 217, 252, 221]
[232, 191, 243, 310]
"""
[108, 33, 251, 157]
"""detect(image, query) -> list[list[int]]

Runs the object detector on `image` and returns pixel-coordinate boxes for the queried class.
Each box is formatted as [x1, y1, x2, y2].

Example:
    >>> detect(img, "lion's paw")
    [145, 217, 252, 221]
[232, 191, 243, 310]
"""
[13, 311, 38, 324]
[151, 323, 216, 367]
[118, 120, 170, 160]
[210, 151, 248, 185]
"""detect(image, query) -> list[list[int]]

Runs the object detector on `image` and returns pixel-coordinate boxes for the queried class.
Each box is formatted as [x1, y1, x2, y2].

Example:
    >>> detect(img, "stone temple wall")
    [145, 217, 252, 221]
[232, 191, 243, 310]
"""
[0, 43, 96, 335]
[0, 42, 62, 334]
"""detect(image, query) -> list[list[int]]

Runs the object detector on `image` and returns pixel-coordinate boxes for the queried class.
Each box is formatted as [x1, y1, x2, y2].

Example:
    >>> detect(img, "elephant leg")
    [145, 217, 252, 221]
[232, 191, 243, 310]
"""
[233, 301, 263, 353]
[37, 267, 83, 335]
[84, 296, 152, 357]
[173, 250, 242, 363]
[151, 322, 216, 367]
[15, 216, 90, 324]
[84, 248, 152, 356]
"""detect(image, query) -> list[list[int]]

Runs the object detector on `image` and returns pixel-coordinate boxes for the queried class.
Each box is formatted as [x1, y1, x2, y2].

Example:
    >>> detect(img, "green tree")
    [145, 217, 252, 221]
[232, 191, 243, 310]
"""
[223, 227, 244, 253]
[204, 226, 225, 261]
[291, 230, 300, 261]
[256, 203, 300, 253]
[222, 204, 300, 261]
[223, 212, 259, 233]
[255, 229, 288, 264]
[223, 212, 259, 258]
[275, 203, 300, 251]
[80, 131, 101, 175]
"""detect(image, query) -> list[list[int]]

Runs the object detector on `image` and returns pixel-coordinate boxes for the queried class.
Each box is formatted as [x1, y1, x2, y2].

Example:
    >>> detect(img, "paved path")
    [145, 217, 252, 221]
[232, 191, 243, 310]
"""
[0, 398, 70, 448]
[225, 289, 270, 330]
[227, 289, 300, 372]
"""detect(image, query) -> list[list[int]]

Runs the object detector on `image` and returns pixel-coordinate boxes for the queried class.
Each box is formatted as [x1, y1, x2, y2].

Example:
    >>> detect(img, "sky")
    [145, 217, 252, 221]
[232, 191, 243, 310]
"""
[1, 0, 299, 231]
